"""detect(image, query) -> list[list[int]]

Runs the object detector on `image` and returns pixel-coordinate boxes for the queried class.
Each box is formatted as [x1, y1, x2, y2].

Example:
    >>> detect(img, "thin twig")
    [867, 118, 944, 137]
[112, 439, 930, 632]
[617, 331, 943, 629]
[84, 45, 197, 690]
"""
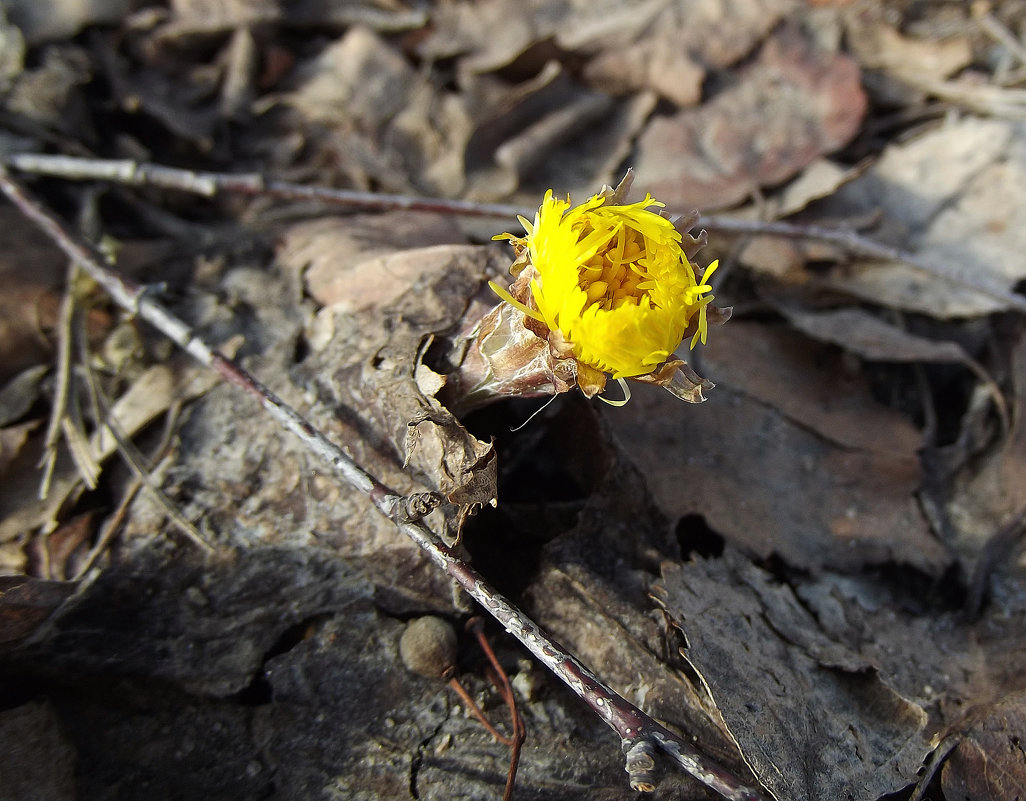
[467, 617, 526, 801]
[74, 403, 183, 579]
[697, 215, 1026, 315]
[7, 152, 1026, 315]
[0, 161, 769, 801]
[446, 676, 514, 747]
[4, 153, 527, 219]
[38, 263, 79, 499]
[75, 312, 212, 553]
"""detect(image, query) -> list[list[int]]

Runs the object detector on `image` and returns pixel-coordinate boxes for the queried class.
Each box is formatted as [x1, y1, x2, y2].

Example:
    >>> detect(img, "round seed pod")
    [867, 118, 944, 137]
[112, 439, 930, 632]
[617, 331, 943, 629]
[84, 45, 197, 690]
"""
[399, 616, 458, 679]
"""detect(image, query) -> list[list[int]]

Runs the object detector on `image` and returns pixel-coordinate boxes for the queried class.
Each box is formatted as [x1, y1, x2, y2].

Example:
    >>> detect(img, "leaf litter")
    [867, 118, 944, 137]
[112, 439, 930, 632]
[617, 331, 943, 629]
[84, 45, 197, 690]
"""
[1, 1, 1026, 800]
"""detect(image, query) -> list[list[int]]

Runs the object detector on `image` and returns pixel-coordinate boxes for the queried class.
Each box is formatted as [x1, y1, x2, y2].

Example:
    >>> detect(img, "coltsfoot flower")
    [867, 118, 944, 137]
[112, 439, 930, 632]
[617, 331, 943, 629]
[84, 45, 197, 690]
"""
[442, 172, 728, 413]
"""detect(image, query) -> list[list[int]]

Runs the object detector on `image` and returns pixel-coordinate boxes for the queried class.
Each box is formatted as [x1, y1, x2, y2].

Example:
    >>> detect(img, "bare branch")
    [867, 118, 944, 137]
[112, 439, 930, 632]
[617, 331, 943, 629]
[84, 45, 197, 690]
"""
[6, 152, 1025, 314]
[699, 215, 1026, 314]
[0, 160, 769, 800]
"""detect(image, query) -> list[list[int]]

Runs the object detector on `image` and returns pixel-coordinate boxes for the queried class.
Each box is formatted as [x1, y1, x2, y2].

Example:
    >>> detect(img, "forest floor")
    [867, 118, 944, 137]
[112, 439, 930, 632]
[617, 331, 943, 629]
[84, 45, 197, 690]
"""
[1, 2, 1025, 800]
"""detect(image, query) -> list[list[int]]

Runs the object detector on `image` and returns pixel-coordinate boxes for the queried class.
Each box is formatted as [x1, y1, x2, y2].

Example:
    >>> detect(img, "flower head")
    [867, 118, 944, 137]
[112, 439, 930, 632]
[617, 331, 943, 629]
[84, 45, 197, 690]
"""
[490, 174, 721, 403]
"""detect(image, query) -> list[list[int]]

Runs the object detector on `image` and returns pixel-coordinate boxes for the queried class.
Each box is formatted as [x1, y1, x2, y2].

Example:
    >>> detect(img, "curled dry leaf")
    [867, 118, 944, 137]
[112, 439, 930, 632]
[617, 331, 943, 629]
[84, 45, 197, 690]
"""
[153, 0, 428, 41]
[0, 364, 48, 428]
[296, 241, 502, 529]
[421, 0, 794, 83]
[0, 418, 40, 477]
[634, 25, 866, 210]
[0, 205, 67, 385]
[462, 62, 622, 201]
[845, 13, 973, 82]
[274, 26, 417, 130]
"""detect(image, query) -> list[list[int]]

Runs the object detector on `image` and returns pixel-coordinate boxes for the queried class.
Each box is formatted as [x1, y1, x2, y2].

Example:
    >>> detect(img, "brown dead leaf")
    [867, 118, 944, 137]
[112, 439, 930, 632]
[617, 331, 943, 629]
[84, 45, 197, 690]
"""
[527, 562, 766, 796]
[461, 62, 619, 200]
[275, 26, 415, 130]
[585, 0, 797, 107]
[762, 158, 862, 219]
[533, 91, 658, 203]
[0, 418, 41, 477]
[266, 26, 472, 195]
[26, 511, 97, 580]
[779, 306, 1007, 425]
[846, 14, 973, 81]
[276, 212, 466, 308]
[0, 207, 67, 384]
[0, 575, 76, 645]
[781, 307, 975, 365]
[813, 116, 1026, 317]
[302, 243, 502, 520]
[634, 25, 866, 211]
[584, 35, 705, 108]
[0, 365, 49, 428]
[701, 320, 923, 456]
[0, 7, 25, 91]
[5, 44, 95, 139]
[155, 0, 428, 40]
[607, 321, 949, 574]
[942, 691, 1026, 801]
[422, 0, 794, 82]
[653, 551, 931, 801]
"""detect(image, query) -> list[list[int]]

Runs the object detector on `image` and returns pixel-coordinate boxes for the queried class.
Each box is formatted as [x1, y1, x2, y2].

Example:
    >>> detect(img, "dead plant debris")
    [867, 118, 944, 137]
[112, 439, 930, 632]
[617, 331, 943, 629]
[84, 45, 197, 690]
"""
[1, 1, 1026, 800]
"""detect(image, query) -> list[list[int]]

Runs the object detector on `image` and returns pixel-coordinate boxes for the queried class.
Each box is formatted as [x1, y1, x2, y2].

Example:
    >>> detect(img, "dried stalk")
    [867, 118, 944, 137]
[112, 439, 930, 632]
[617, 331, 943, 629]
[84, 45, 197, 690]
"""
[7, 152, 1026, 314]
[0, 161, 768, 800]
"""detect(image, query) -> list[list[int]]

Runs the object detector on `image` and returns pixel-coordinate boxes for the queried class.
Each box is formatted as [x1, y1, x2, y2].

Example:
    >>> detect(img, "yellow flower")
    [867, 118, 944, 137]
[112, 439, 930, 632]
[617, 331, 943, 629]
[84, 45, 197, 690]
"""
[491, 187, 718, 399]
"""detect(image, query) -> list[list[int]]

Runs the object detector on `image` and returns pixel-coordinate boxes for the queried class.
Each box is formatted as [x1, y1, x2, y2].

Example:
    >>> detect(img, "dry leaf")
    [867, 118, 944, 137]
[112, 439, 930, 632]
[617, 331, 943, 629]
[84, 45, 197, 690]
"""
[0, 365, 49, 428]
[0, 418, 40, 477]
[653, 551, 931, 801]
[276, 212, 466, 308]
[814, 116, 1026, 317]
[0, 358, 219, 549]
[266, 26, 472, 194]
[846, 15, 973, 80]
[778, 306, 1005, 421]
[608, 321, 949, 574]
[302, 243, 502, 519]
[0, 575, 76, 644]
[585, 0, 797, 106]
[462, 62, 614, 200]
[634, 25, 866, 210]
[942, 691, 1026, 801]
[275, 27, 416, 130]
